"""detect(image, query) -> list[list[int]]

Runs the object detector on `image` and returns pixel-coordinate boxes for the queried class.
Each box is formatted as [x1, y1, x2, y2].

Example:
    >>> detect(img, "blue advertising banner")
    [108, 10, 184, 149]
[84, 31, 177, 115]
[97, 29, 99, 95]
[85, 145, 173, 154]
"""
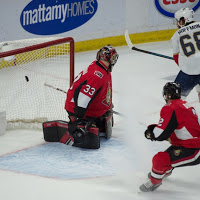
[20, 0, 98, 35]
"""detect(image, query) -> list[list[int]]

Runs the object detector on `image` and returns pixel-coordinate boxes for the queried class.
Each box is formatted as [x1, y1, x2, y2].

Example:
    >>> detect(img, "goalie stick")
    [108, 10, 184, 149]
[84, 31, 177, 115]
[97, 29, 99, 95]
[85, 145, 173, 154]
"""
[44, 83, 123, 117]
[124, 30, 174, 60]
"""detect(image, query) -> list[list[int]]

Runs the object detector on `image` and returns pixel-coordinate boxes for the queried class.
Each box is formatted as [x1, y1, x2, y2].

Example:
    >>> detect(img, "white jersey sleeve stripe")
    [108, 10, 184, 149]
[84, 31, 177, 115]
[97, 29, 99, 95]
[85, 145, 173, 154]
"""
[174, 126, 193, 140]
[77, 92, 91, 108]
[153, 127, 164, 138]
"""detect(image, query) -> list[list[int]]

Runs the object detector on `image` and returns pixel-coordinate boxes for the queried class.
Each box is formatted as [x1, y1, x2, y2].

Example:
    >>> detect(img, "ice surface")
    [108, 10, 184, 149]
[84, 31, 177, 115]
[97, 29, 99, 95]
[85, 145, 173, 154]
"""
[0, 41, 200, 200]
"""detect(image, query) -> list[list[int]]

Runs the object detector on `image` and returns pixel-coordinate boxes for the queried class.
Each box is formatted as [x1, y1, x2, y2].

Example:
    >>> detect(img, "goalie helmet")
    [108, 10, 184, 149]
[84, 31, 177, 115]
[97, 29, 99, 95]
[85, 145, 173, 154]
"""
[174, 8, 194, 27]
[96, 45, 119, 71]
[163, 82, 181, 102]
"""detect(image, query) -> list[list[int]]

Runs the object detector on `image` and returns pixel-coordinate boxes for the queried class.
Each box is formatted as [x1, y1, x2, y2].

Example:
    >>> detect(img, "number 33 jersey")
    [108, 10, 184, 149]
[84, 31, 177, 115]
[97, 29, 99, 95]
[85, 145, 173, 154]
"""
[65, 60, 112, 118]
[171, 21, 200, 75]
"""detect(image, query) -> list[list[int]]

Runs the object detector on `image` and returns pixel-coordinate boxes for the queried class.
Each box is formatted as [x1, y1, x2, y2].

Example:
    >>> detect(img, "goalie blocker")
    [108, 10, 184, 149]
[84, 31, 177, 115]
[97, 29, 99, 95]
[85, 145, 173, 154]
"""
[42, 112, 113, 149]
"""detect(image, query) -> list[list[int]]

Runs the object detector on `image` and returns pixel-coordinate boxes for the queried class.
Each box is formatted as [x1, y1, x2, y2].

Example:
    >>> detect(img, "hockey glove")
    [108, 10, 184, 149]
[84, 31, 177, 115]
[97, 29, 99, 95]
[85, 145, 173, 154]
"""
[68, 118, 86, 135]
[144, 124, 157, 141]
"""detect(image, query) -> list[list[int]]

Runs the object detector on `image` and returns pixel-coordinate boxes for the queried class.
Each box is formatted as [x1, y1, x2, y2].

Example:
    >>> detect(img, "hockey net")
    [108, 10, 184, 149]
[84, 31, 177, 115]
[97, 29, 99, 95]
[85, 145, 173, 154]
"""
[0, 37, 74, 129]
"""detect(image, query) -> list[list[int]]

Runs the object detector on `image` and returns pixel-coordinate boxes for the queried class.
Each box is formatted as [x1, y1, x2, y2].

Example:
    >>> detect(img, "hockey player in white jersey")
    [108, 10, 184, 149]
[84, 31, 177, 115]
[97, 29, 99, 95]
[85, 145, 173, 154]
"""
[171, 8, 200, 100]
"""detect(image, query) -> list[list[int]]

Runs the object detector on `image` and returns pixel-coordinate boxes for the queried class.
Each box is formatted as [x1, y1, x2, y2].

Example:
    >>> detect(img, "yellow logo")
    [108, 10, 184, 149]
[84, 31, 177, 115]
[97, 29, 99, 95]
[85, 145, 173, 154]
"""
[102, 84, 111, 107]
[174, 149, 182, 156]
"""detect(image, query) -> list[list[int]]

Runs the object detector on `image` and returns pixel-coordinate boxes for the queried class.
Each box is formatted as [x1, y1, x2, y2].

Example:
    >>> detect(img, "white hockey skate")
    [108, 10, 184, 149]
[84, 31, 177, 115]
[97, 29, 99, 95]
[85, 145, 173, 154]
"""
[139, 180, 162, 192]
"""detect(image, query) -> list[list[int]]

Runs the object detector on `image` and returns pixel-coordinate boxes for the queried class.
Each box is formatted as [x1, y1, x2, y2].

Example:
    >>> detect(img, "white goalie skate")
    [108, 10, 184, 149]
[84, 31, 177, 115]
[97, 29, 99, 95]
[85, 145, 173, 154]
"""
[139, 180, 162, 192]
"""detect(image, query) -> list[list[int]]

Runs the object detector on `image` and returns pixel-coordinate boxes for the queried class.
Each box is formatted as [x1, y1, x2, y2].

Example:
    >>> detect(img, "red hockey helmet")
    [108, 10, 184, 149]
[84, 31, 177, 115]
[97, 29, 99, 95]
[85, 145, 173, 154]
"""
[96, 45, 119, 71]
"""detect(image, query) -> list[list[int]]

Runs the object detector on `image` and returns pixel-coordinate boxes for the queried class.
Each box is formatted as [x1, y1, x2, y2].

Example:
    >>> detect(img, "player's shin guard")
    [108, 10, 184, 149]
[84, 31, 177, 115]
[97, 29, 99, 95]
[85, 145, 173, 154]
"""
[151, 152, 172, 184]
[148, 168, 173, 179]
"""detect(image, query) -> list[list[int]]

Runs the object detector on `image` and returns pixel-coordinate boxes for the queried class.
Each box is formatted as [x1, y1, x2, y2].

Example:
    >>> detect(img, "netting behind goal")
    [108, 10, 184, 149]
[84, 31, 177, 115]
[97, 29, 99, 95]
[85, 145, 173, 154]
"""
[0, 37, 74, 129]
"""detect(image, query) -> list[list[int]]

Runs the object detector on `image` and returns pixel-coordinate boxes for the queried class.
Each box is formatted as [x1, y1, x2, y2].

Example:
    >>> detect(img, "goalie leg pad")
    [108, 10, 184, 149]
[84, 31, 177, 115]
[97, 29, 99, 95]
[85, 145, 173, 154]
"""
[105, 114, 113, 139]
[43, 121, 100, 149]
[42, 120, 74, 145]
[59, 130, 74, 146]
[43, 121, 59, 142]
[95, 111, 113, 139]
[88, 127, 100, 149]
[43, 120, 69, 142]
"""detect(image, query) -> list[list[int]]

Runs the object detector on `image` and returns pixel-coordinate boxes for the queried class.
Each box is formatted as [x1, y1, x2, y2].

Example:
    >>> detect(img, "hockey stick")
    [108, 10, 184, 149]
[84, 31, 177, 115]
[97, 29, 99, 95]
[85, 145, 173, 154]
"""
[44, 83, 67, 94]
[44, 83, 124, 117]
[112, 110, 125, 117]
[124, 30, 174, 60]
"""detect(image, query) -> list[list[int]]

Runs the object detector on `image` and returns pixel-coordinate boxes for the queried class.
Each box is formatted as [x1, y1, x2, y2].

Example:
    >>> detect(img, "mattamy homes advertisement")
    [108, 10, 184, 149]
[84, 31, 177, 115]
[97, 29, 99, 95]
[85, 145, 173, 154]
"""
[0, 0, 126, 42]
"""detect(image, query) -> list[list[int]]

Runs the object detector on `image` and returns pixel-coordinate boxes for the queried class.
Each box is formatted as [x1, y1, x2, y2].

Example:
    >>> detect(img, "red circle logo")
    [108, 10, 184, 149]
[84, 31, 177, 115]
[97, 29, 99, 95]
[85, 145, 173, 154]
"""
[155, 0, 200, 17]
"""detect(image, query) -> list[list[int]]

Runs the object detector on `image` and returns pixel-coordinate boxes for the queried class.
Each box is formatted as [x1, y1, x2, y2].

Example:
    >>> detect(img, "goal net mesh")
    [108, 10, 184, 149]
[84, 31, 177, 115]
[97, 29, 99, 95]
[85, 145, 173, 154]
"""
[0, 37, 74, 129]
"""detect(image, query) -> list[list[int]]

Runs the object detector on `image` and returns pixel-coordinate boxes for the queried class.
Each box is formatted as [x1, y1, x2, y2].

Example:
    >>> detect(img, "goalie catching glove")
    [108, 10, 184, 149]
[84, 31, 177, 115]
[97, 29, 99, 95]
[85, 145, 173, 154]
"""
[144, 124, 157, 141]
[68, 118, 90, 144]
[68, 118, 87, 134]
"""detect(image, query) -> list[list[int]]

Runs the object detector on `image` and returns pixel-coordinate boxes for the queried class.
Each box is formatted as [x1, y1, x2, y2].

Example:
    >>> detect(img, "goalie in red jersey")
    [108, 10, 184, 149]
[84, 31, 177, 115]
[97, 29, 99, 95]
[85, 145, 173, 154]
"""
[64, 45, 118, 149]
[140, 82, 200, 192]
[43, 45, 118, 149]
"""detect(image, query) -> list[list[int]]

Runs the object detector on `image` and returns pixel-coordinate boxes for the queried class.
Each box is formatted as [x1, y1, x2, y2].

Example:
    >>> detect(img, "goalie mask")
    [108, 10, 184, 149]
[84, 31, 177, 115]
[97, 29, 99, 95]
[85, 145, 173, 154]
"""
[163, 82, 181, 103]
[174, 8, 194, 28]
[96, 45, 119, 72]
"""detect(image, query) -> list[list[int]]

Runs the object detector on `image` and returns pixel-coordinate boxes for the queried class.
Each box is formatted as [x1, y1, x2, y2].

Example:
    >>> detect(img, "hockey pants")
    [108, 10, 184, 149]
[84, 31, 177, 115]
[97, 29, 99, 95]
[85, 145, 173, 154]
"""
[175, 70, 200, 97]
[150, 145, 200, 184]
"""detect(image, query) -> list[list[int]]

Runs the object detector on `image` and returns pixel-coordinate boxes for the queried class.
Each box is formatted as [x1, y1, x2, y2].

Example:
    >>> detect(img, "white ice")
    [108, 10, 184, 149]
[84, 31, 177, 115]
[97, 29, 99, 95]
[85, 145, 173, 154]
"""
[0, 41, 200, 200]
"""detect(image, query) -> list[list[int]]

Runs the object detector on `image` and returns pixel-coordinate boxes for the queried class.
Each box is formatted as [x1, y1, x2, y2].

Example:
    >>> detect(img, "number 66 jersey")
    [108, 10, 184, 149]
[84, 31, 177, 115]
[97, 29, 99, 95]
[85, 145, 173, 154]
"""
[65, 60, 112, 119]
[171, 21, 200, 75]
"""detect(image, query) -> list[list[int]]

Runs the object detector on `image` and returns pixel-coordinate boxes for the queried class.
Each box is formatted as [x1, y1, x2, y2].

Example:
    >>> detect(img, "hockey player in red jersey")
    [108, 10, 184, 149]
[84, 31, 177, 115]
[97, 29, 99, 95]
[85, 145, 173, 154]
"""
[140, 82, 200, 192]
[65, 45, 118, 148]
[65, 45, 117, 119]
[43, 45, 118, 149]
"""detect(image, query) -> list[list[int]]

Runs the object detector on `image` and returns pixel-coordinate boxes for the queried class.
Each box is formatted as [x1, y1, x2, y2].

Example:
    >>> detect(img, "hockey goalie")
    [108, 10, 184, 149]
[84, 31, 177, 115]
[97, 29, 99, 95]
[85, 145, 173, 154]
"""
[43, 45, 119, 149]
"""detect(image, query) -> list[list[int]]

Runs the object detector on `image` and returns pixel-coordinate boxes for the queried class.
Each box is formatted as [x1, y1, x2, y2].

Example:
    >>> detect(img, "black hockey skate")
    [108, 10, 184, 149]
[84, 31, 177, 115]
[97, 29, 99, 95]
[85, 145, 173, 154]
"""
[139, 180, 162, 192]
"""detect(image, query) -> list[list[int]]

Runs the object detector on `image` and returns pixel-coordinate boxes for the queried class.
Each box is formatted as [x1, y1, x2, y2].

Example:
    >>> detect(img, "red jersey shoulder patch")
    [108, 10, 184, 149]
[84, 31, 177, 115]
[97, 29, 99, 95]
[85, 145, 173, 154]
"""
[94, 71, 103, 78]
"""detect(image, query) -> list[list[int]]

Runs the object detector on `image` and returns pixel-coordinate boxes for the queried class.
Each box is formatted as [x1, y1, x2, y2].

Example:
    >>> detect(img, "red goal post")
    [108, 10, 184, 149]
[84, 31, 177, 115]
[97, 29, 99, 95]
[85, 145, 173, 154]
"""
[0, 37, 75, 86]
[0, 37, 75, 129]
